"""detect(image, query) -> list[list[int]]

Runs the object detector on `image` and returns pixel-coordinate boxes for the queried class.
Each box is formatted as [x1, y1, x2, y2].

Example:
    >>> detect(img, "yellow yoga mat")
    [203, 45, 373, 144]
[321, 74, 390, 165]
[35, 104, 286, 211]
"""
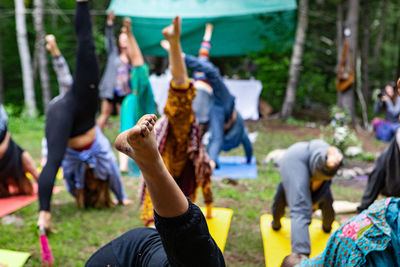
[0, 249, 30, 267]
[260, 214, 340, 267]
[200, 207, 233, 253]
[26, 167, 63, 180]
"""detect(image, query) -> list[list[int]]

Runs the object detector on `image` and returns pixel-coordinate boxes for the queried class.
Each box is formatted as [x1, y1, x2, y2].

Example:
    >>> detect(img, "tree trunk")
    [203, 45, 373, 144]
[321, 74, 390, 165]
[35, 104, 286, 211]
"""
[337, 0, 359, 126]
[281, 0, 309, 119]
[0, 15, 3, 104]
[15, 0, 36, 116]
[336, 1, 344, 66]
[372, 0, 388, 67]
[34, 0, 51, 110]
[361, 0, 370, 102]
[356, 55, 368, 128]
[49, 0, 58, 28]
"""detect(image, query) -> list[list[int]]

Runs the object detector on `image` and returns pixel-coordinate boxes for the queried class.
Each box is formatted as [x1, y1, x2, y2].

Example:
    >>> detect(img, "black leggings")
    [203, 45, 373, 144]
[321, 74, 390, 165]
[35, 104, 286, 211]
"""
[86, 200, 225, 267]
[38, 2, 99, 211]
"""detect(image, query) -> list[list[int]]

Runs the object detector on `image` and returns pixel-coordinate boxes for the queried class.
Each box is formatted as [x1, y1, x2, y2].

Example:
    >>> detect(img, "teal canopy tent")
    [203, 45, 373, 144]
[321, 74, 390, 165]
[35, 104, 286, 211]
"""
[108, 0, 297, 57]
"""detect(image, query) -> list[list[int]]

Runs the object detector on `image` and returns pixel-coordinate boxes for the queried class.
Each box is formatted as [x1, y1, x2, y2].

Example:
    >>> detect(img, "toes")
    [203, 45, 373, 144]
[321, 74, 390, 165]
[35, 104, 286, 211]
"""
[140, 124, 150, 137]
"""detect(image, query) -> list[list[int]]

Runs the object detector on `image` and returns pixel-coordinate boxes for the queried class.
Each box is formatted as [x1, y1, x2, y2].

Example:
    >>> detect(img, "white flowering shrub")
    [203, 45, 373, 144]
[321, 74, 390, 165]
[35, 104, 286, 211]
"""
[320, 106, 361, 152]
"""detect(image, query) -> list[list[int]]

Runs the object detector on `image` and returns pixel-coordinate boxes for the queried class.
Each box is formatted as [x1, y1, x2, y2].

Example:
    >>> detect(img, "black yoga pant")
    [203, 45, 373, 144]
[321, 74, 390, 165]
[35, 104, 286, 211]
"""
[38, 1, 99, 211]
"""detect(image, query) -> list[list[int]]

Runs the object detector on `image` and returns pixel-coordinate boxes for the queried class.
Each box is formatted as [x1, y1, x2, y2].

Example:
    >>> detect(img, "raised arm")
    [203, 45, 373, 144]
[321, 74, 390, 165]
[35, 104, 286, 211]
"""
[123, 17, 144, 67]
[46, 35, 73, 94]
[105, 12, 117, 54]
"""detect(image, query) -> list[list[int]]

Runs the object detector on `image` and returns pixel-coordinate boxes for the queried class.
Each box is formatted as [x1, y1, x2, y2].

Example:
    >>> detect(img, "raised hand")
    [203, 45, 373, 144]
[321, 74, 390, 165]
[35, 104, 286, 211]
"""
[107, 11, 115, 25]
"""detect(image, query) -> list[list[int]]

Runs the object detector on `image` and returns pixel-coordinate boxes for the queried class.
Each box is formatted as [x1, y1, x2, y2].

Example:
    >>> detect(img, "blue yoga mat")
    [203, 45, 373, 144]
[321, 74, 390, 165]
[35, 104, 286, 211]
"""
[213, 156, 257, 179]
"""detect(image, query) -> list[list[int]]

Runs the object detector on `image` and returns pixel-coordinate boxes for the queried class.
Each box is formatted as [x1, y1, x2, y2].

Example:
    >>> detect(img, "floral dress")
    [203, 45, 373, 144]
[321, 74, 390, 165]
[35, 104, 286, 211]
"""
[299, 198, 400, 266]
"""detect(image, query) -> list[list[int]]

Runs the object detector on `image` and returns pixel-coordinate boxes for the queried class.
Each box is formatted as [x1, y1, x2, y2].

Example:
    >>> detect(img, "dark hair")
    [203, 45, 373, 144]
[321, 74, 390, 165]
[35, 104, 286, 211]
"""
[386, 81, 397, 91]
[281, 253, 307, 267]
[384, 81, 398, 103]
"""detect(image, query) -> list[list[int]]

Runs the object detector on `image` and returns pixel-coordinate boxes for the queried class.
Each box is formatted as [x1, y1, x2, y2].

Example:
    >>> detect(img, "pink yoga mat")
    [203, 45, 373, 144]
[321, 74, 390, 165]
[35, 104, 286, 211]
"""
[0, 184, 63, 217]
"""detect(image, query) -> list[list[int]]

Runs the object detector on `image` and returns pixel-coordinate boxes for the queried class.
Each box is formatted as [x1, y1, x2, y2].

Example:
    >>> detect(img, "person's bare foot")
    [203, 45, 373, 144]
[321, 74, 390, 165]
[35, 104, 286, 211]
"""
[162, 16, 181, 44]
[160, 40, 170, 52]
[37, 211, 56, 233]
[115, 114, 158, 169]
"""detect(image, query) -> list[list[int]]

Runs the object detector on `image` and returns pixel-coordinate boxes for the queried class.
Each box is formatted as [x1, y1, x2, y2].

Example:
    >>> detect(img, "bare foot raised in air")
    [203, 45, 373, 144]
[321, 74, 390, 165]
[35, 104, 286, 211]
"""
[115, 114, 159, 168]
[162, 16, 181, 44]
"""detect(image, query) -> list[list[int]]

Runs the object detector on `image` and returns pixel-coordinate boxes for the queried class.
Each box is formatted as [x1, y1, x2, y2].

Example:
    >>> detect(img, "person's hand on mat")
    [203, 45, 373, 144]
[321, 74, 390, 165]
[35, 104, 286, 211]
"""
[326, 146, 343, 169]
[22, 151, 39, 181]
[107, 11, 115, 26]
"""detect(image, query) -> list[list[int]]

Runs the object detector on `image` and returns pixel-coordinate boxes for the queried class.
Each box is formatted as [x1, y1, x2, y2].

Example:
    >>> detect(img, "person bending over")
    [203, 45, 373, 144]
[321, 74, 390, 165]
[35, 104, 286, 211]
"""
[37, 0, 129, 231]
[271, 140, 343, 259]
[86, 113, 225, 266]
[286, 198, 400, 267]
[182, 33, 252, 169]
[139, 16, 213, 227]
[372, 81, 400, 142]
[0, 104, 39, 197]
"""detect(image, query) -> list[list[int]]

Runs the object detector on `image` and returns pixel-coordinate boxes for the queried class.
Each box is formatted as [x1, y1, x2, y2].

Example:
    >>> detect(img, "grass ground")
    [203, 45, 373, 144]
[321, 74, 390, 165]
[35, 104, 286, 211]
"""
[1, 116, 387, 266]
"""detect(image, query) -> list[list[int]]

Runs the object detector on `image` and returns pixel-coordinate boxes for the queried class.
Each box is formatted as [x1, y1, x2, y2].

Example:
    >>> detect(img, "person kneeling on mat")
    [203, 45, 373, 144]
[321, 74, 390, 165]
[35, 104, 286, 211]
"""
[271, 139, 343, 259]
[86, 114, 225, 267]
[0, 104, 39, 197]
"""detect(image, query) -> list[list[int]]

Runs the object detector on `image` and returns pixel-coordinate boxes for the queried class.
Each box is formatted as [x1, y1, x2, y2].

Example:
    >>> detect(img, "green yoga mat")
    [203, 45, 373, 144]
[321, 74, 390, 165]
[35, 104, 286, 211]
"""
[0, 249, 30, 267]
